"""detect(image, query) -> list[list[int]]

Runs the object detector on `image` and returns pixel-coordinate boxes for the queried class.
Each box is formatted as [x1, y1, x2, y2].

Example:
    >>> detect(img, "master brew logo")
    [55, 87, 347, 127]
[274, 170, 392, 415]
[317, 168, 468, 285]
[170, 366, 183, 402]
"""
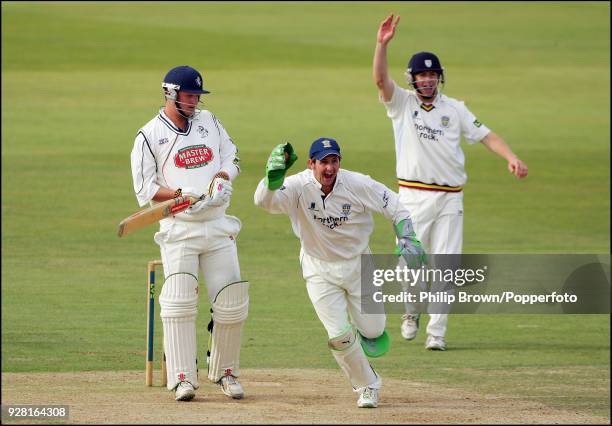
[174, 145, 214, 169]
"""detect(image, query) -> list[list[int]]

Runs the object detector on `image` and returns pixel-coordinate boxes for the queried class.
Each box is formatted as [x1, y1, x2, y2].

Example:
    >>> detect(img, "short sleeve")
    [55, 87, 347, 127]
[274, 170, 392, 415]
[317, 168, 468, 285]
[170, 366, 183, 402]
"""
[380, 80, 409, 120]
[457, 101, 491, 144]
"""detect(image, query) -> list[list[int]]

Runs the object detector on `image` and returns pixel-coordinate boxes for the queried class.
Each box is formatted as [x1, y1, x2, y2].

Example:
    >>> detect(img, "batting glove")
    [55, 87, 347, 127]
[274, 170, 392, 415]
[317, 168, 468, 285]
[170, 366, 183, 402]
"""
[265, 142, 298, 190]
[206, 177, 233, 207]
[183, 179, 232, 215]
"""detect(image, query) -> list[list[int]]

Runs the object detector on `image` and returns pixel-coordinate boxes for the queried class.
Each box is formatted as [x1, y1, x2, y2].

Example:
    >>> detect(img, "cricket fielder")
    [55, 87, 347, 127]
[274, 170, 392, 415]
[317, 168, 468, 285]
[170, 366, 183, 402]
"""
[130, 65, 248, 401]
[254, 138, 426, 408]
[373, 15, 528, 350]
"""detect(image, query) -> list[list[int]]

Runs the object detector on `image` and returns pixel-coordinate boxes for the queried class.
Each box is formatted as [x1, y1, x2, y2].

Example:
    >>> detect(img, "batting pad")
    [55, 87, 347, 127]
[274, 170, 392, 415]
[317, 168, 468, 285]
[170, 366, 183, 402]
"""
[207, 281, 249, 382]
[329, 325, 381, 390]
[159, 272, 199, 390]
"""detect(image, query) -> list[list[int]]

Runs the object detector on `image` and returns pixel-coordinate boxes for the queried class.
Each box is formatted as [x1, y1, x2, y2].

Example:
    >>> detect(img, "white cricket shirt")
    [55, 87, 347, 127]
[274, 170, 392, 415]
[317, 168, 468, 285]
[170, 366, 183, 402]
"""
[131, 108, 240, 220]
[382, 80, 490, 188]
[254, 168, 412, 261]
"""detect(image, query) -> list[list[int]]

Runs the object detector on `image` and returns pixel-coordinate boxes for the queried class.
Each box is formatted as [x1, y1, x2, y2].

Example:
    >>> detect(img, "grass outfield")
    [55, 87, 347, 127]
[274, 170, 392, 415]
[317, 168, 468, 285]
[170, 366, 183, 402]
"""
[1, 1, 610, 419]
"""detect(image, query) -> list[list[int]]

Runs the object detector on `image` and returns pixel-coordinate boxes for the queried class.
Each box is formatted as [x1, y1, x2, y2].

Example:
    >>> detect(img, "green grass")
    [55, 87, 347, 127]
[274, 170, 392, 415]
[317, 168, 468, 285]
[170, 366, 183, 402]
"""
[2, 1, 610, 419]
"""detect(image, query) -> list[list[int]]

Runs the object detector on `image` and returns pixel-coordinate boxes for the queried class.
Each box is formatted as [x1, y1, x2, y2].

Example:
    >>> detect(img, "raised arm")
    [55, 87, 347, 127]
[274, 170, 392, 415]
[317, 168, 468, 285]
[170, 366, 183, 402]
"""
[373, 14, 400, 102]
[253, 142, 298, 214]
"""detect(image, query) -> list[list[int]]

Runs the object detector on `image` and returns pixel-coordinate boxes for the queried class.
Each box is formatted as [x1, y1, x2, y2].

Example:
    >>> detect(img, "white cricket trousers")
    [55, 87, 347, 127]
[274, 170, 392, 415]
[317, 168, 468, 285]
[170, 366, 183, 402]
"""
[301, 250, 385, 390]
[301, 250, 386, 339]
[154, 214, 242, 390]
[398, 188, 463, 338]
[155, 215, 242, 299]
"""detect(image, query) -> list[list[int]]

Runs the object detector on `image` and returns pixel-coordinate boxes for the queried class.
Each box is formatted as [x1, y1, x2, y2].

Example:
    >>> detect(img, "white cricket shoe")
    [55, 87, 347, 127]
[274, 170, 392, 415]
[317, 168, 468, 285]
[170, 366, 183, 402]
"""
[175, 381, 195, 401]
[400, 314, 420, 340]
[219, 375, 244, 399]
[357, 387, 379, 408]
[425, 334, 446, 351]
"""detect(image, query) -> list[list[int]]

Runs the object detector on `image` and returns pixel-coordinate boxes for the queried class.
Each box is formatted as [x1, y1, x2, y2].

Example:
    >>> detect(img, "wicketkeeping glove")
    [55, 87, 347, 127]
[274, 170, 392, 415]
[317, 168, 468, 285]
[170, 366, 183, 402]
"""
[394, 218, 427, 268]
[265, 142, 298, 190]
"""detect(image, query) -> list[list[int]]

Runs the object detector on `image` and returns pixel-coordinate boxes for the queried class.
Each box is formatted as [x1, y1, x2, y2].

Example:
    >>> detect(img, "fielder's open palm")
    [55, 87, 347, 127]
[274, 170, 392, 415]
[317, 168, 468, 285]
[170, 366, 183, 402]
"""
[378, 14, 400, 45]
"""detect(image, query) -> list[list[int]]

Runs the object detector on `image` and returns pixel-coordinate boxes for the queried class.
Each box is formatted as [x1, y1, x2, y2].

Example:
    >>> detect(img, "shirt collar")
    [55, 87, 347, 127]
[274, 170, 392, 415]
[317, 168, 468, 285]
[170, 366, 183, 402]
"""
[416, 91, 442, 107]
[158, 108, 191, 134]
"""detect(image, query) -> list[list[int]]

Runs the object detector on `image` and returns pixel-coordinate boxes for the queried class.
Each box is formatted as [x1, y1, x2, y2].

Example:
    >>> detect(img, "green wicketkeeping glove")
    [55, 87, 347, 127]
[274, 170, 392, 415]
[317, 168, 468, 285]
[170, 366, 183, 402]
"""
[265, 142, 298, 190]
[394, 219, 428, 268]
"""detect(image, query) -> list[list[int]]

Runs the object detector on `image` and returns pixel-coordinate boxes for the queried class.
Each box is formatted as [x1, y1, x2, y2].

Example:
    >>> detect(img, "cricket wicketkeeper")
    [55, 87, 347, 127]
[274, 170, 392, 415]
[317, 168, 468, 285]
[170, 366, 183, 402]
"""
[254, 137, 426, 408]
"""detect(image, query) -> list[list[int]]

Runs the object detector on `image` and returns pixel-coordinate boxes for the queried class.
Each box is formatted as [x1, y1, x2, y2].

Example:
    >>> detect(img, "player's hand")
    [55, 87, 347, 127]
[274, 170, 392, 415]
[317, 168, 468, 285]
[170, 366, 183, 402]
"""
[396, 235, 427, 268]
[265, 142, 298, 190]
[508, 158, 528, 179]
[377, 14, 400, 45]
[206, 177, 233, 207]
[183, 179, 232, 215]
[394, 218, 427, 268]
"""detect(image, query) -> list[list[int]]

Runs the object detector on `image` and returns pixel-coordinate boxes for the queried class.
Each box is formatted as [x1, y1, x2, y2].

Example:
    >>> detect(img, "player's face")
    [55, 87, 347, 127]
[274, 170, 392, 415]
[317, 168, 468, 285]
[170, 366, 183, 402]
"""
[413, 71, 440, 98]
[175, 92, 201, 117]
[309, 155, 340, 191]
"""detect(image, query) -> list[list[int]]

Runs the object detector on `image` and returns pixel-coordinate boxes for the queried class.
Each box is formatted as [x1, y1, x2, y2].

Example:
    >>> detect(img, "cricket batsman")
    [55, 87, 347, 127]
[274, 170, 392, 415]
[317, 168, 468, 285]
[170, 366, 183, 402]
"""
[130, 65, 248, 401]
[254, 138, 426, 408]
[373, 15, 528, 350]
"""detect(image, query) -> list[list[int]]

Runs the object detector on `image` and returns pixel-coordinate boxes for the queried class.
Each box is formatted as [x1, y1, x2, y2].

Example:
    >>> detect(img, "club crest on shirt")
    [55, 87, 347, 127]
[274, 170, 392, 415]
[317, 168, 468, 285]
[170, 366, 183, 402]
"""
[197, 126, 209, 138]
[342, 203, 352, 217]
[174, 144, 214, 169]
[440, 116, 450, 128]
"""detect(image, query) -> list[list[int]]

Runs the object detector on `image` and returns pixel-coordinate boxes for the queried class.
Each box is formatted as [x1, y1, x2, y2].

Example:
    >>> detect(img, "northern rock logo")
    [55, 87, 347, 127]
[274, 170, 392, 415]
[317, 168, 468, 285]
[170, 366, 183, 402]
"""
[174, 145, 214, 169]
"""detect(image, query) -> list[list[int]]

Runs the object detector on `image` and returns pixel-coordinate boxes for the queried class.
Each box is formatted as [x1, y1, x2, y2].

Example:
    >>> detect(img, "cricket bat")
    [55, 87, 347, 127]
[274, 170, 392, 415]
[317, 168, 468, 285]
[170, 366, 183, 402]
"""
[117, 196, 200, 237]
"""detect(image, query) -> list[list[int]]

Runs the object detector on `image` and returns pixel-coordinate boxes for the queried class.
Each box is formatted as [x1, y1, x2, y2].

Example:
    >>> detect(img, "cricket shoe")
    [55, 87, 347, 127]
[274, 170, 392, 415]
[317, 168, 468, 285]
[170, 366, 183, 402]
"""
[175, 381, 196, 401]
[400, 314, 420, 340]
[357, 387, 379, 408]
[425, 334, 446, 351]
[219, 375, 244, 399]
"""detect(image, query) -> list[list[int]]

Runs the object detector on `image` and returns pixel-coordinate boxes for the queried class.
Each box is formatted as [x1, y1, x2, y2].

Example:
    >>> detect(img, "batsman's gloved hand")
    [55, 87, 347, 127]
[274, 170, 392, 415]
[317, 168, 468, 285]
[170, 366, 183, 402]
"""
[184, 179, 233, 215]
[265, 142, 298, 190]
[394, 218, 427, 268]
[206, 176, 233, 206]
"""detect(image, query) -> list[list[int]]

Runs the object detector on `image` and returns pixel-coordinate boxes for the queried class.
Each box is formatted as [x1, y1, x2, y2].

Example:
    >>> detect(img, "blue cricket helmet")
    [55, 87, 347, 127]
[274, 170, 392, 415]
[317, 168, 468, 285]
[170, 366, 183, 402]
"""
[407, 52, 444, 75]
[162, 65, 210, 100]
